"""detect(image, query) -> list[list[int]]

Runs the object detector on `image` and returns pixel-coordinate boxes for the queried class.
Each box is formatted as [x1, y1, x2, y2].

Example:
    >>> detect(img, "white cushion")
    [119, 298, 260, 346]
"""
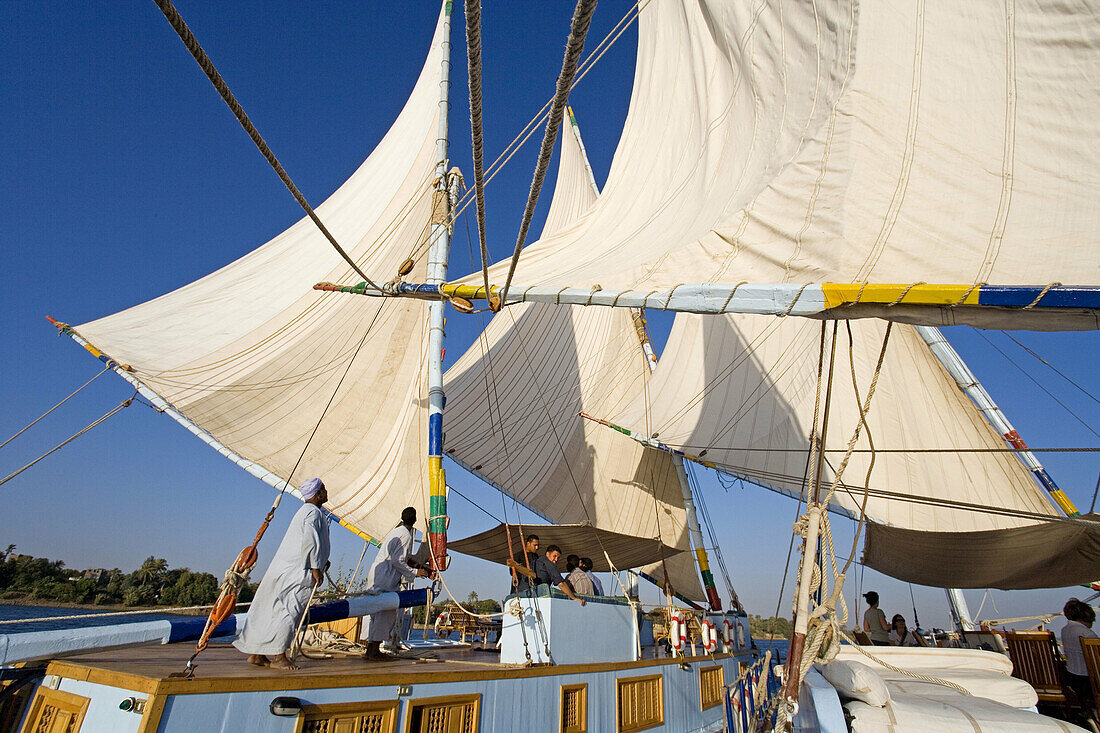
[819, 659, 891, 707]
[836, 645, 1013, 675]
[882, 669, 1038, 709]
[845, 695, 1088, 732]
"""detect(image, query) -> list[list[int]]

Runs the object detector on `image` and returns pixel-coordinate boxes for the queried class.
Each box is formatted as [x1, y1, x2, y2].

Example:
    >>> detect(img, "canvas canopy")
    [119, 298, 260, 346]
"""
[863, 516, 1100, 590]
[449, 523, 684, 575]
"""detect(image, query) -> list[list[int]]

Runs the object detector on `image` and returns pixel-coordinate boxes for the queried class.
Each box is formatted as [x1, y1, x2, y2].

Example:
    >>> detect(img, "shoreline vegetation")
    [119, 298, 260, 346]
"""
[0, 545, 255, 611]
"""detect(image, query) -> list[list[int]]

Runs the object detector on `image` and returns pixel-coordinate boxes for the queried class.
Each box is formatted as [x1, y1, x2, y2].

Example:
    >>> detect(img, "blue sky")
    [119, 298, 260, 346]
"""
[1, 1, 1097, 631]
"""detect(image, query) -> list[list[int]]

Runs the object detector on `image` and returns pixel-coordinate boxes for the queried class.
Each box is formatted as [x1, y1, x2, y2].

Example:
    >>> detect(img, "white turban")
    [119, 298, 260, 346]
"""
[299, 478, 325, 500]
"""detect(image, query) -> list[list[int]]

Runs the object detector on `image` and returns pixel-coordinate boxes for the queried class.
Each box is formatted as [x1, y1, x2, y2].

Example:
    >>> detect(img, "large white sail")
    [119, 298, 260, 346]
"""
[444, 114, 705, 601]
[68, 7, 454, 542]
[460, 0, 1099, 327]
[608, 313, 1100, 588]
[614, 313, 1060, 532]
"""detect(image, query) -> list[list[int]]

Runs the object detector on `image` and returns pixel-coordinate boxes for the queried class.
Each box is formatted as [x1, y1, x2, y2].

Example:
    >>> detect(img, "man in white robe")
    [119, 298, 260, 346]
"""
[363, 506, 432, 659]
[233, 478, 330, 671]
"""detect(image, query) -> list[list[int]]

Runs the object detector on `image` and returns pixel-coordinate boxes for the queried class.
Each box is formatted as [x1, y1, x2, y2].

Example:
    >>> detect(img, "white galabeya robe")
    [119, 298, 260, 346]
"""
[233, 503, 330, 655]
[364, 524, 417, 642]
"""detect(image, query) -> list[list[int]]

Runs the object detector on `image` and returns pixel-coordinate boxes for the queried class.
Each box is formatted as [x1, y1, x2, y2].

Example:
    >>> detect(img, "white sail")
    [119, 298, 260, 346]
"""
[614, 313, 1060, 533]
[443, 114, 705, 600]
[460, 0, 1099, 327]
[69, 6, 454, 542]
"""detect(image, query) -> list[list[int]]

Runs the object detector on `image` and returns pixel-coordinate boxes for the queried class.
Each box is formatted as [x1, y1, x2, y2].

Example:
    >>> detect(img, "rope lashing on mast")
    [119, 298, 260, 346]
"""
[498, 0, 599, 309]
[149, 0, 381, 292]
[0, 397, 133, 488]
[0, 366, 110, 451]
[464, 0, 494, 311]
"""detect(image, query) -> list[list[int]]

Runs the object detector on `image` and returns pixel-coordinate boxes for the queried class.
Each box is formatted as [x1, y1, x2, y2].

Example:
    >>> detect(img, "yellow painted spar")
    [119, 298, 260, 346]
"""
[822, 283, 981, 309]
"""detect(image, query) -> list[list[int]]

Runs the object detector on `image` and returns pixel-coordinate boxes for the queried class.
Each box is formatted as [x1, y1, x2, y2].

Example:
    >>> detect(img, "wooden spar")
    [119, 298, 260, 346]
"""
[780, 504, 822, 706]
[425, 0, 455, 572]
[313, 281, 1100, 327]
[916, 325, 1080, 517]
[567, 106, 601, 199]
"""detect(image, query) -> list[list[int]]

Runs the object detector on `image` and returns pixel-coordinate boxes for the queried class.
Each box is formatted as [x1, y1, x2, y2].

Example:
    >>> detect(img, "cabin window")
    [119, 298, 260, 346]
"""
[404, 693, 479, 733]
[699, 665, 724, 710]
[616, 674, 663, 732]
[296, 700, 398, 733]
[560, 683, 587, 733]
[21, 687, 89, 733]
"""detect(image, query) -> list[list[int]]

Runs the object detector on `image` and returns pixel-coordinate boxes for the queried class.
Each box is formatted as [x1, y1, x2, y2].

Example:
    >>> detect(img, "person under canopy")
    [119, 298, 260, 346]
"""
[234, 478, 330, 671]
[507, 535, 540, 594]
[566, 554, 594, 596]
[580, 556, 603, 595]
[363, 506, 433, 660]
[535, 545, 585, 606]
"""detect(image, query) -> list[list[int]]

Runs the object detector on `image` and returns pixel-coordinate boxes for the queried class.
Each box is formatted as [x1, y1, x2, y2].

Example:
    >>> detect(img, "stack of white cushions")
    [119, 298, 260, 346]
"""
[819, 652, 1087, 732]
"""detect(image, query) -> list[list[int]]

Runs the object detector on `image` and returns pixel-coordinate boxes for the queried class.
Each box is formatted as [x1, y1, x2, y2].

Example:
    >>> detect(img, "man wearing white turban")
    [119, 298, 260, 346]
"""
[234, 477, 330, 671]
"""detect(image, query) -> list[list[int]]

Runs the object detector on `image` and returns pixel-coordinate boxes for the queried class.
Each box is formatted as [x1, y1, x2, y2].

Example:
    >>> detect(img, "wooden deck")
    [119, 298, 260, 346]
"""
[47, 642, 748, 696]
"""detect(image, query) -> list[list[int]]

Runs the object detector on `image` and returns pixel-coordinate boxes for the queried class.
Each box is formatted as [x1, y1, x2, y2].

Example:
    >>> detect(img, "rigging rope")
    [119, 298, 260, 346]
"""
[450, 1, 644, 222]
[464, 0, 494, 310]
[498, 0, 599, 308]
[1000, 332, 1100, 407]
[180, 306, 383, 677]
[977, 330, 1100, 439]
[0, 366, 110, 451]
[778, 324, 897, 730]
[0, 397, 133, 488]
[150, 0, 381, 291]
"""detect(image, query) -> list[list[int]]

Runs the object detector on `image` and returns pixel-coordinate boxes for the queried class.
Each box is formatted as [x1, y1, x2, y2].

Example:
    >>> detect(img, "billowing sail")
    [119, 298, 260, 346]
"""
[608, 313, 1100, 587]
[68, 7, 453, 542]
[460, 0, 1099, 327]
[443, 114, 706, 601]
[614, 313, 1060, 532]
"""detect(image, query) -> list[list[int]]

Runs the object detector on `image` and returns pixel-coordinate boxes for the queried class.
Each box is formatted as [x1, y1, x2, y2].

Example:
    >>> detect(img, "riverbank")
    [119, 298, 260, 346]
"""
[0, 597, 208, 615]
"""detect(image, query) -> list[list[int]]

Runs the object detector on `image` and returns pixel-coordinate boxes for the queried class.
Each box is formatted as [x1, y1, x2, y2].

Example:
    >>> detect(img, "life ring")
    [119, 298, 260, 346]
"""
[670, 612, 685, 652]
[702, 619, 718, 653]
[722, 618, 734, 646]
[434, 610, 451, 638]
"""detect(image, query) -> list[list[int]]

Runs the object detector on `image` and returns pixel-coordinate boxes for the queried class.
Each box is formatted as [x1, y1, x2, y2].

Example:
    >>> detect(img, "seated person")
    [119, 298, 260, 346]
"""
[509, 535, 541, 594]
[889, 614, 921, 646]
[535, 545, 586, 606]
[566, 553, 594, 595]
[580, 557, 603, 595]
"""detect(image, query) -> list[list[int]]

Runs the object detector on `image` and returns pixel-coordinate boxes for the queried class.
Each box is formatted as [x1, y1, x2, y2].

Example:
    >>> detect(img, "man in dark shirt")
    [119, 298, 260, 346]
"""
[534, 545, 586, 606]
[509, 535, 541, 594]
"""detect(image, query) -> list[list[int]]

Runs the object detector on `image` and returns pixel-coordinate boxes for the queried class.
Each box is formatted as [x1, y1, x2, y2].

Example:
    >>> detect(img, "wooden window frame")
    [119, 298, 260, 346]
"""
[294, 700, 399, 733]
[616, 673, 664, 733]
[698, 665, 725, 711]
[21, 686, 90, 733]
[560, 683, 588, 733]
[402, 692, 481, 733]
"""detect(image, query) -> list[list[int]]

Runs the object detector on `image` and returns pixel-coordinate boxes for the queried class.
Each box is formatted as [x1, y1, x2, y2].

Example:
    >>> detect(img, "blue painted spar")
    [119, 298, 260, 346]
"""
[0, 589, 429, 665]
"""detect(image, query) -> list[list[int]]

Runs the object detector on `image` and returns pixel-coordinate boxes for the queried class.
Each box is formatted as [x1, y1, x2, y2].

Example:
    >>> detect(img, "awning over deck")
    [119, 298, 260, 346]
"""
[863, 515, 1100, 590]
[449, 523, 684, 574]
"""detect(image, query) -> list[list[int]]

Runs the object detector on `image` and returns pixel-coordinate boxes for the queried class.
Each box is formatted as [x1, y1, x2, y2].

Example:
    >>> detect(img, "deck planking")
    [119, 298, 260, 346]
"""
[46, 642, 745, 696]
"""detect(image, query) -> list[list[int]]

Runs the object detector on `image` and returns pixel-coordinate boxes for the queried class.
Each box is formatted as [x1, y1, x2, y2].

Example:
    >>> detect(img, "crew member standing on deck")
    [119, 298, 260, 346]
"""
[363, 507, 433, 661]
[234, 478, 330, 671]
